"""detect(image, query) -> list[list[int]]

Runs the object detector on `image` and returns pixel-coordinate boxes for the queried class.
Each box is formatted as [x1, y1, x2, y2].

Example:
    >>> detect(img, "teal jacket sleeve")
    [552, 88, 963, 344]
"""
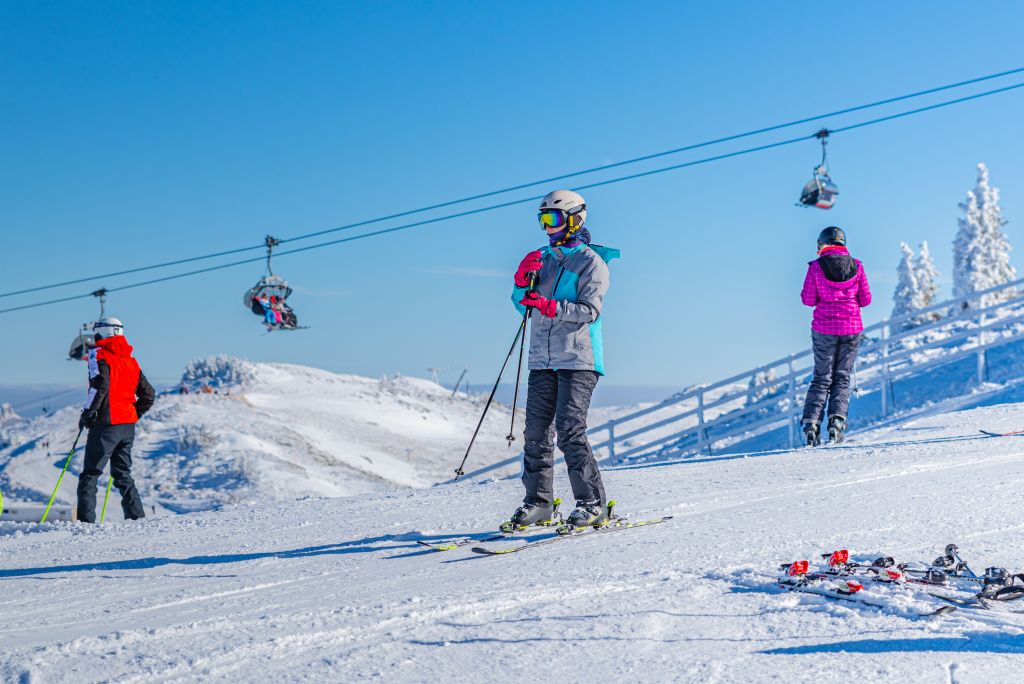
[511, 286, 528, 315]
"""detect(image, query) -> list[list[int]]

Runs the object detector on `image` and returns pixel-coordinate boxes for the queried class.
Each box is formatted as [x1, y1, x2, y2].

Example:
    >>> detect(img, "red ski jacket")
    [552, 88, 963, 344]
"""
[85, 336, 156, 425]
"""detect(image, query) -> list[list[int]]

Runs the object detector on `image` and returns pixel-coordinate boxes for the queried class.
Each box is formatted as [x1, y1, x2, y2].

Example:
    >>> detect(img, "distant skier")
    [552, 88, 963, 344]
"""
[76, 317, 156, 522]
[509, 190, 619, 529]
[800, 226, 872, 445]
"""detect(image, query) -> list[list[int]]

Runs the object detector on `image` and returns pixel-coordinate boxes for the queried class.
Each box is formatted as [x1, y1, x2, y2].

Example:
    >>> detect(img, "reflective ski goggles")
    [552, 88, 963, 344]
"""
[538, 204, 584, 229]
[538, 209, 568, 229]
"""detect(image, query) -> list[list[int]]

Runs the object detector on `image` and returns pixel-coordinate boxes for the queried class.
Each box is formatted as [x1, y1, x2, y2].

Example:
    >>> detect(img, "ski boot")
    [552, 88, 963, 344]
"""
[802, 420, 821, 447]
[828, 416, 846, 444]
[499, 498, 562, 533]
[560, 500, 616, 533]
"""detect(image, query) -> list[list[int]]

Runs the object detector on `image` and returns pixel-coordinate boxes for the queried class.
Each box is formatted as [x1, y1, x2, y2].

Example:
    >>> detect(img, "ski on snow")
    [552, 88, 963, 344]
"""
[471, 516, 673, 556]
[778, 577, 957, 617]
[416, 499, 574, 551]
[417, 537, 501, 552]
[979, 429, 1024, 437]
[416, 529, 553, 552]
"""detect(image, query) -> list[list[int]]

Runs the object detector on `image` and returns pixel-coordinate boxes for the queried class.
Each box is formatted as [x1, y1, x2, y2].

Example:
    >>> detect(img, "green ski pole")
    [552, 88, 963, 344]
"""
[100, 475, 114, 523]
[41, 427, 84, 523]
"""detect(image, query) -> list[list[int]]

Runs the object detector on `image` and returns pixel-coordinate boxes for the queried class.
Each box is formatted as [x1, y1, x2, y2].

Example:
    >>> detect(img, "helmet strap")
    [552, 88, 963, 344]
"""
[551, 207, 585, 247]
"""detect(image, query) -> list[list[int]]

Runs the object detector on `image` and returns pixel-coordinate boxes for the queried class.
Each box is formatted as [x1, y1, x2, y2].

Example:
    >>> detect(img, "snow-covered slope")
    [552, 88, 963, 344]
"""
[0, 358, 522, 512]
[4, 402, 1024, 682]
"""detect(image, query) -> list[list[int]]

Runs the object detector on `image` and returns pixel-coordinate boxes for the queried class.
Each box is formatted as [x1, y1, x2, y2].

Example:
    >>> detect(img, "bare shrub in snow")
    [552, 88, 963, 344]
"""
[181, 356, 256, 392]
[176, 424, 215, 454]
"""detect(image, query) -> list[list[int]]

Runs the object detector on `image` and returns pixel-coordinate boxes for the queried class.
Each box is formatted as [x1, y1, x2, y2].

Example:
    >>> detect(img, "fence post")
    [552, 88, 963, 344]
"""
[697, 388, 708, 454]
[607, 423, 616, 465]
[977, 308, 987, 384]
[787, 355, 797, 449]
[880, 323, 890, 418]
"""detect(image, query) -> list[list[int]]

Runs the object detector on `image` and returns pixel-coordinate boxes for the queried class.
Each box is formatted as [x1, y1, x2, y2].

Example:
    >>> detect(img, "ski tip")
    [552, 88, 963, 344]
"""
[470, 546, 518, 556]
[931, 605, 958, 616]
[416, 540, 464, 551]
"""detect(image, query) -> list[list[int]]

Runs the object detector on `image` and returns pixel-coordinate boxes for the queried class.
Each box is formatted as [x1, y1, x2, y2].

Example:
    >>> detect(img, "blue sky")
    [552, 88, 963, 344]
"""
[2, 1, 1023, 391]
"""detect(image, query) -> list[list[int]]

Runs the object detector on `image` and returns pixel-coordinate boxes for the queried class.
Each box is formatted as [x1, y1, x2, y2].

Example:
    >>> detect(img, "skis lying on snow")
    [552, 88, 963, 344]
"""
[779, 544, 1024, 616]
[471, 516, 673, 556]
[778, 557, 956, 617]
[778, 570, 956, 617]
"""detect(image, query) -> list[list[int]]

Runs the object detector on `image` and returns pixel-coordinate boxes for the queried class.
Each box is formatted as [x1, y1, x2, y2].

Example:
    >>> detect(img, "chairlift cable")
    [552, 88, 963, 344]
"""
[11, 386, 81, 410]
[272, 65, 1024, 247]
[828, 80, 1024, 135]
[3, 66, 1024, 301]
[1, 78, 1023, 316]
[0, 243, 265, 300]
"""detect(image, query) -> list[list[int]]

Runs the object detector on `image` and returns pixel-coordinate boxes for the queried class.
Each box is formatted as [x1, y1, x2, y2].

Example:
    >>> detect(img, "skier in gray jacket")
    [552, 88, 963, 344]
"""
[509, 189, 619, 529]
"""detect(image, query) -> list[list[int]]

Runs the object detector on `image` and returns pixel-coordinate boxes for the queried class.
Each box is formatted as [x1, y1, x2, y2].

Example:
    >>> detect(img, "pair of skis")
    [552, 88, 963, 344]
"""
[779, 554, 957, 618]
[470, 516, 673, 556]
[415, 500, 672, 556]
[780, 544, 1024, 617]
[415, 498, 571, 552]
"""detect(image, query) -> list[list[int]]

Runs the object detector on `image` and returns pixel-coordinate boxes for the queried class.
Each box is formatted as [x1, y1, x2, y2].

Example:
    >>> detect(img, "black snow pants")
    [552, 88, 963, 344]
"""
[802, 331, 861, 425]
[76, 423, 145, 522]
[522, 369, 606, 508]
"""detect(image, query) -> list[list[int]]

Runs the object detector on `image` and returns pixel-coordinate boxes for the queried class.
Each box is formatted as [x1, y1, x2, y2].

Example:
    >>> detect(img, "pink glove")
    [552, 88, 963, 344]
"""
[520, 291, 557, 318]
[514, 250, 543, 288]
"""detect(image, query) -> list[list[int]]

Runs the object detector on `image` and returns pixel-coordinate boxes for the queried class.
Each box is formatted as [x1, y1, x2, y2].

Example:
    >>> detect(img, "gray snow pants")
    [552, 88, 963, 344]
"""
[801, 331, 861, 425]
[76, 423, 146, 523]
[522, 369, 606, 508]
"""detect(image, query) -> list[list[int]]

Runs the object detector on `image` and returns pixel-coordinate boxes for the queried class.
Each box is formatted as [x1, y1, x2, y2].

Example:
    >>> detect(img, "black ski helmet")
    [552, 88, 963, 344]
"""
[817, 226, 846, 249]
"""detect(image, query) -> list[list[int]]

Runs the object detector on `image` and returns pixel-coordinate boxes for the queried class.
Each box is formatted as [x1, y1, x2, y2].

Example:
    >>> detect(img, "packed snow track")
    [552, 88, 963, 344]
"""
[4, 403, 1024, 682]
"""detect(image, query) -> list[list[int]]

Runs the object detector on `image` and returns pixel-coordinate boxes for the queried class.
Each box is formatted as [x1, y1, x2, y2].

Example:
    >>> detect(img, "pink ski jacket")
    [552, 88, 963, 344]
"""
[800, 248, 872, 335]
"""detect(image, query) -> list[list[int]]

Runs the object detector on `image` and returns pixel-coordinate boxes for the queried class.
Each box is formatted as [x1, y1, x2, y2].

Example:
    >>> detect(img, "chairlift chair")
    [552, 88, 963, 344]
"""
[244, 236, 302, 331]
[67, 288, 107, 361]
[68, 325, 96, 361]
[798, 129, 839, 210]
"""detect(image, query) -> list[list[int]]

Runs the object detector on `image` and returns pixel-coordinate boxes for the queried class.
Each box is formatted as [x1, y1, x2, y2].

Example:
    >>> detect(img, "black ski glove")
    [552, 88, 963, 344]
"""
[79, 409, 98, 430]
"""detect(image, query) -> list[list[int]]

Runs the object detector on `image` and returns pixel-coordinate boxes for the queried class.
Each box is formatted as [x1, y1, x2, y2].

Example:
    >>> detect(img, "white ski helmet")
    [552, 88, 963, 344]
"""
[92, 317, 124, 340]
[539, 189, 586, 227]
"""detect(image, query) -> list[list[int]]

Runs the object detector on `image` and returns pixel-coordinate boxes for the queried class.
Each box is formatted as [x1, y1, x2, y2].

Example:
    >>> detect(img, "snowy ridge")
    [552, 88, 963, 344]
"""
[4, 402, 1024, 681]
[0, 358, 523, 513]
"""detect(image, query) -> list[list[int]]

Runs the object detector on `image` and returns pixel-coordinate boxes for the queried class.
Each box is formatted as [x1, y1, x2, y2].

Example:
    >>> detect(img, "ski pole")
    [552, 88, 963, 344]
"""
[454, 313, 530, 481]
[41, 427, 84, 523]
[506, 274, 537, 446]
[100, 475, 114, 523]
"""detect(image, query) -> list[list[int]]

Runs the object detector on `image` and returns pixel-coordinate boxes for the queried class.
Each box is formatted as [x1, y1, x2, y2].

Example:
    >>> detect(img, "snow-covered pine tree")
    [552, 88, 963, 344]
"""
[892, 242, 921, 327]
[953, 163, 1015, 307]
[914, 241, 941, 322]
[746, 368, 782, 407]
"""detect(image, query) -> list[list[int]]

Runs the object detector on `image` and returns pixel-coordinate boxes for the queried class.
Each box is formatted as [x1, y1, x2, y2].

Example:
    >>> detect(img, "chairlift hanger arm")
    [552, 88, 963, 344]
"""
[815, 128, 831, 171]
[265, 235, 281, 276]
[91, 288, 108, 317]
